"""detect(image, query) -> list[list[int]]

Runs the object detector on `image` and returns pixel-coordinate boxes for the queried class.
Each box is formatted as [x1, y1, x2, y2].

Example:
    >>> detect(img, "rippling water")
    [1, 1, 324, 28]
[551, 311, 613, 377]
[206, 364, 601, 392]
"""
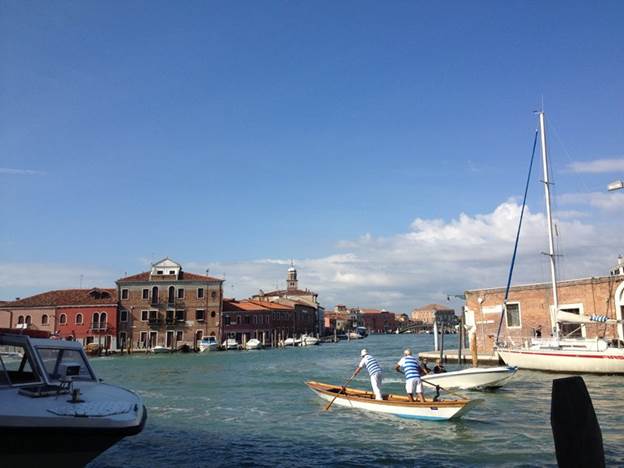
[88, 334, 624, 467]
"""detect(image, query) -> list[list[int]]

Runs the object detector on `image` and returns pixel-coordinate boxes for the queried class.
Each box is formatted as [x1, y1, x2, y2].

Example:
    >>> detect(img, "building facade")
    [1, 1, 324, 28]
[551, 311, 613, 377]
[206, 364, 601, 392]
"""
[0, 288, 118, 348]
[411, 304, 455, 325]
[465, 273, 624, 353]
[360, 309, 398, 333]
[116, 258, 224, 350]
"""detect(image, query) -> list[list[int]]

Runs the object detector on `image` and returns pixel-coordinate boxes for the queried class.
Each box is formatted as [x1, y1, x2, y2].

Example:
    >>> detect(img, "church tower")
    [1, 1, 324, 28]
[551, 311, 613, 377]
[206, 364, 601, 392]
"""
[286, 262, 298, 291]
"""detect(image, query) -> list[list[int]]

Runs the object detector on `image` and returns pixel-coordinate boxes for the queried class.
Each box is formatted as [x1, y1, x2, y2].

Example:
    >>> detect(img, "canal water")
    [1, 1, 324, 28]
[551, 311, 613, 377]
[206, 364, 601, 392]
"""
[89, 334, 624, 467]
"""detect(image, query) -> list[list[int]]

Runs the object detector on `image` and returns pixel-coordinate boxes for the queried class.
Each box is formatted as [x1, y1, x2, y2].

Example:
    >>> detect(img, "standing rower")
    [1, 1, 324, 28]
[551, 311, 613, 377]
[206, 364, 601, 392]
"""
[395, 348, 426, 402]
[354, 349, 383, 400]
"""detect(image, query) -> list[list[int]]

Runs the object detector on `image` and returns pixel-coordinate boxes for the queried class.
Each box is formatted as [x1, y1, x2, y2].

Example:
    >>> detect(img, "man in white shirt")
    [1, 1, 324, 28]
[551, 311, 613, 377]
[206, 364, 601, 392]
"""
[353, 348, 383, 400]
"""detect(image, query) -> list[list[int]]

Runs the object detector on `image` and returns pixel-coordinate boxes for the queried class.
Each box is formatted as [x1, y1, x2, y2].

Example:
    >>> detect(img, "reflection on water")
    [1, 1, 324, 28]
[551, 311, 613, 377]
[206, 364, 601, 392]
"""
[88, 334, 624, 467]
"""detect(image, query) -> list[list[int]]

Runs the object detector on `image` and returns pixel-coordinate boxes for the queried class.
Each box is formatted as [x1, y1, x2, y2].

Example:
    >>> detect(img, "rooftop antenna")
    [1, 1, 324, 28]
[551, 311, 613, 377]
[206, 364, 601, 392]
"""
[79, 274, 84, 289]
[205, 268, 210, 275]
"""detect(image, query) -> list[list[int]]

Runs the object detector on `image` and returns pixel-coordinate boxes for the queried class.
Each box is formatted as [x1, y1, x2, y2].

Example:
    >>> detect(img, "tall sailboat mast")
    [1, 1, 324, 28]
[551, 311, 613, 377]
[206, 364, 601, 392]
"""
[538, 111, 560, 334]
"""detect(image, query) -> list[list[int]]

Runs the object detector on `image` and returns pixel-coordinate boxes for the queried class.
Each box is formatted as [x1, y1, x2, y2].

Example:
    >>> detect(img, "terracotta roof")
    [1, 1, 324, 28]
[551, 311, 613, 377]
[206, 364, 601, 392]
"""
[247, 300, 293, 311]
[0, 288, 117, 308]
[258, 288, 317, 297]
[223, 299, 270, 313]
[117, 271, 223, 283]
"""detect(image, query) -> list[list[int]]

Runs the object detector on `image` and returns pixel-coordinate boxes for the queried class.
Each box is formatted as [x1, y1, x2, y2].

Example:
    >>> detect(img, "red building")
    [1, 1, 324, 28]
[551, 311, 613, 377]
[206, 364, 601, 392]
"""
[0, 288, 118, 349]
[222, 299, 273, 346]
[361, 309, 398, 333]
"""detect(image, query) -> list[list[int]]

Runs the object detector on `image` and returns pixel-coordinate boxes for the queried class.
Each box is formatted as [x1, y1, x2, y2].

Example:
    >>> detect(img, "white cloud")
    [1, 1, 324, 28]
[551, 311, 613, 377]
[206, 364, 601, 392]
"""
[3, 200, 619, 313]
[0, 168, 45, 176]
[566, 158, 624, 174]
[559, 191, 624, 212]
[187, 200, 617, 313]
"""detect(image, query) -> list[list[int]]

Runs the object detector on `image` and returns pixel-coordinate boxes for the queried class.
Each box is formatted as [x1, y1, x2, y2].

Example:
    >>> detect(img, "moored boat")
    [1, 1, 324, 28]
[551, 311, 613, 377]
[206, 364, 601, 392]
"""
[422, 366, 517, 390]
[198, 336, 218, 352]
[301, 335, 320, 346]
[245, 338, 263, 350]
[150, 345, 170, 354]
[283, 337, 301, 347]
[306, 381, 480, 421]
[222, 338, 240, 350]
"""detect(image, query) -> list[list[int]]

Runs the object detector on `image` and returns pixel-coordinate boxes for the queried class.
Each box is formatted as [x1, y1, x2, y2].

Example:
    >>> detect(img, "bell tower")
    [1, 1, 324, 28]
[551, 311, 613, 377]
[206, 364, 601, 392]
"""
[287, 261, 298, 291]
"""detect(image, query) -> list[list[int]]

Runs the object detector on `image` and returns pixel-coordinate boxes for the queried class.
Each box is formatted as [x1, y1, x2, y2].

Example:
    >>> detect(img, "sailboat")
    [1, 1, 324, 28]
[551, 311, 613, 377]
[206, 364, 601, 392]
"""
[496, 112, 624, 374]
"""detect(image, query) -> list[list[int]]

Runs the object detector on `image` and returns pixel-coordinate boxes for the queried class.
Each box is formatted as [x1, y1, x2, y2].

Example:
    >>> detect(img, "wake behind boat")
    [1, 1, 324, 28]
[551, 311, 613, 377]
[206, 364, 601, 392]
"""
[422, 366, 517, 390]
[306, 381, 480, 421]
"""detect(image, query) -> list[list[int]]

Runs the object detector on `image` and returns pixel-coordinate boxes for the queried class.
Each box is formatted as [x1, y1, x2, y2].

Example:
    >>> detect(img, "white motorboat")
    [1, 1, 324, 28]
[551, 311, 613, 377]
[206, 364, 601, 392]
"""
[301, 335, 320, 346]
[422, 366, 517, 390]
[283, 337, 301, 347]
[495, 111, 624, 374]
[347, 332, 364, 340]
[0, 330, 146, 466]
[306, 381, 480, 421]
[222, 338, 240, 350]
[198, 336, 218, 352]
[245, 339, 263, 350]
[150, 345, 170, 354]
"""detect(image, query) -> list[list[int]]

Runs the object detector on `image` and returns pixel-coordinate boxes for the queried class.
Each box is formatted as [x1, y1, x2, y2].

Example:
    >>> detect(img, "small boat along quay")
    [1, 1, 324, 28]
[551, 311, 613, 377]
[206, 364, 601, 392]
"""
[86, 334, 624, 467]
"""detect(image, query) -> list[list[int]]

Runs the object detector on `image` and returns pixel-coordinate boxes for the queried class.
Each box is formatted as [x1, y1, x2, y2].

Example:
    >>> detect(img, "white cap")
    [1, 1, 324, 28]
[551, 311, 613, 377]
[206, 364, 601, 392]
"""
[360, 348, 368, 357]
[403, 348, 412, 356]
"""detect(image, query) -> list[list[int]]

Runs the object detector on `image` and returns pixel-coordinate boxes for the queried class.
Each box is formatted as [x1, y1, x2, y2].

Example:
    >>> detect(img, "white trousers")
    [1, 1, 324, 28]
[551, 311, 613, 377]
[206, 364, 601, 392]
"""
[370, 373, 383, 400]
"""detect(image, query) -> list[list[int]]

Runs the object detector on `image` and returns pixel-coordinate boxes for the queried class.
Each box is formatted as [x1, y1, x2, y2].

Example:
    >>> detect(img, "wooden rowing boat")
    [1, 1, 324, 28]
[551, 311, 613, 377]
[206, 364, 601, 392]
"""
[306, 381, 481, 421]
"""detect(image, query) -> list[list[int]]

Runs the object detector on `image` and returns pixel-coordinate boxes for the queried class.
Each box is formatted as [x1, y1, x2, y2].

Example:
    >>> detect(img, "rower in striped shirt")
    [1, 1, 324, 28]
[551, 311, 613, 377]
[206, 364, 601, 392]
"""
[354, 349, 383, 400]
[395, 348, 426, 402]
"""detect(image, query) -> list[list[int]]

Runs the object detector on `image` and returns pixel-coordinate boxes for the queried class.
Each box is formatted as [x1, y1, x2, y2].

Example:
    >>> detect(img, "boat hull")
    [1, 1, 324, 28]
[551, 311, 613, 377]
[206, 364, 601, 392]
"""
[422, 366, 517, 390]
[0, 408, 146, 467]
[306, 381, 479, 421]
[498, 348, 624, 374]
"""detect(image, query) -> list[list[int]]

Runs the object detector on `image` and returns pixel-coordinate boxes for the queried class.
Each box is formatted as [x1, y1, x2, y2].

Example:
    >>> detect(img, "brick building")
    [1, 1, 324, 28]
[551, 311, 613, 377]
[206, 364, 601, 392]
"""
[360, 309, 398, 333]
[0, 288, 118, 348]
[222, 299, 273, 346]
[253, 264, 324, 335]
[116, 258, 224, 350]
[411, 304, 455, 325]
[465, 273, 624, 353]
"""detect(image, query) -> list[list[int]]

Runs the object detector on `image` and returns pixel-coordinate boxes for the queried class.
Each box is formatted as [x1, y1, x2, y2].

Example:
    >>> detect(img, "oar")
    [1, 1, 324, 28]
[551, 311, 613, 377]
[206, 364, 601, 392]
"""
[325, 372, 357, 411]
[421, 378, 468, 401]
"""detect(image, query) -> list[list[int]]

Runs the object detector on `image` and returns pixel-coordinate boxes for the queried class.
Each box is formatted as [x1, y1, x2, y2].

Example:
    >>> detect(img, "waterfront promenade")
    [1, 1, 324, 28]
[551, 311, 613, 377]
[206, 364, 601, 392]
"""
[88, 334, 624, 467]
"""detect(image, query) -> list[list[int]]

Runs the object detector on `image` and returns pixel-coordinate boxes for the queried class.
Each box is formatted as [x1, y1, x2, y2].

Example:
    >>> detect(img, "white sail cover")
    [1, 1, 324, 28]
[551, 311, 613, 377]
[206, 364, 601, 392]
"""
[556, 311, 618, 324]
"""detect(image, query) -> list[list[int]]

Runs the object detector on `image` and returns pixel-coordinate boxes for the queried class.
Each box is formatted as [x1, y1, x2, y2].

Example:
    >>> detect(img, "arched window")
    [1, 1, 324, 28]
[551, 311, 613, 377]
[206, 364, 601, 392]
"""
[100, 312, 107, 329]
[17, 315, 24, 324]
[25, 315, 32, 325]
[211, 311, 216, 318]
[41, 314, 49, 325]
[93, 312, 100, 329]
[59, 314, 67, 325]
[196, 330, 203, 340]
[76, 313, 83, 325]
[152, 286, 159, 304]
[168, 286, 175, 304]
[210, 331, 216, 336]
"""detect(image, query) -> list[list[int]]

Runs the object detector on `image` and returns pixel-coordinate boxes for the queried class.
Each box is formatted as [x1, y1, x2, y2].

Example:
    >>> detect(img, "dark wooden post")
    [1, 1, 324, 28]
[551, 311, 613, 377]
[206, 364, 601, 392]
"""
[551, 376, 605, 468]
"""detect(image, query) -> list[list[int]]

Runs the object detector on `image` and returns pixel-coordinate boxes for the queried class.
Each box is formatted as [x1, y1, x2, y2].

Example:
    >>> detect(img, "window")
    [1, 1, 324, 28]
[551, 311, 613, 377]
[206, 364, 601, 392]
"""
[168, 286, 175, 304]
[38, 348, 95, 381]
[211, 311, 216, 318]
[149, 310, 158, 321]
[76, 313, 83, 325]
[17, 316, 24, 324]
[141, 310, 149, 321]
[139, 331, 148, 347]
[197, 288, 204, 299]
[166, 310, 174, 323]
[100, 312, 107, 328]
[157, 270, 163, 275]
[120, 310, 128, 322]
[175, 310, 185, 322]
[223, 315, 231, 326]
[41, 314, 49, 326]
[505, 303, 521, 328]
[169, 270, 175, 275]
[196, 310, 205, 321]
[177, 288, 185, 299]
[152, 286, 159, 303]
[121, 289, 129, 300]
[211, 291, 217, 299]
[560, 307, 583, 338]
[176, 331, 183, 342]
[25, 316, 31, 325]
[59, 314, 67, 325]
[244, 316, 251, 325]
[142, 289, 149, 300]
[92, 313, 100, 329]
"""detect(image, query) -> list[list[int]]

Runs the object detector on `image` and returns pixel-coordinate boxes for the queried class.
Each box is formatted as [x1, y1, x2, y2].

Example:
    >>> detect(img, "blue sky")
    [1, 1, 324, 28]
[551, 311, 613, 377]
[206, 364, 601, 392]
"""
[2, 1, 624, 311]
